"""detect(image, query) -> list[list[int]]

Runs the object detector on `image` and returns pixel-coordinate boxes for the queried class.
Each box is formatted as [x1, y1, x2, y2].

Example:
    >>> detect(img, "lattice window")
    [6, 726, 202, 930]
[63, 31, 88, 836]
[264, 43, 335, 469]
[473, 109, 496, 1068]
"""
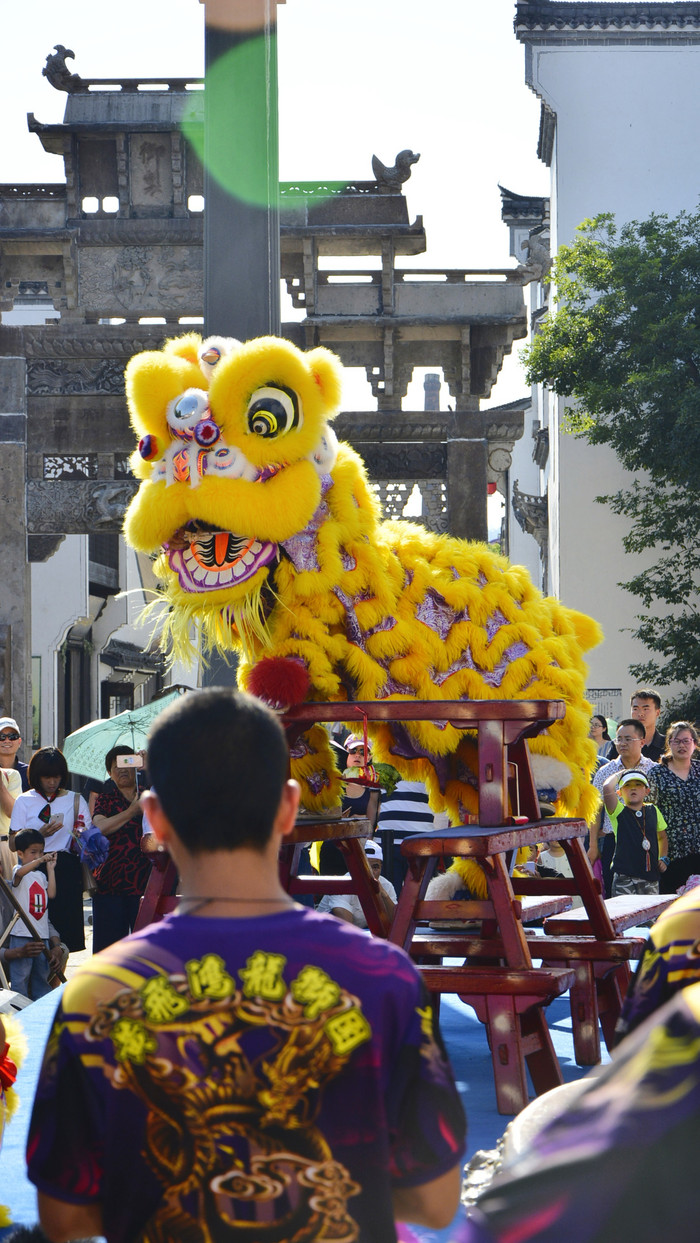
[43, 455, 97, 480]
[114, 453, 132, 479]
[371, 480, 448, 534]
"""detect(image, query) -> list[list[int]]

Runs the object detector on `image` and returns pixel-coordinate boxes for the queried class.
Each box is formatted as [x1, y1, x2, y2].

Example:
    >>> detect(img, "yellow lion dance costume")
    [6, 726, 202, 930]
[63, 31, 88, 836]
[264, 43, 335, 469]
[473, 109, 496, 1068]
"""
[123, 333, 601, 827]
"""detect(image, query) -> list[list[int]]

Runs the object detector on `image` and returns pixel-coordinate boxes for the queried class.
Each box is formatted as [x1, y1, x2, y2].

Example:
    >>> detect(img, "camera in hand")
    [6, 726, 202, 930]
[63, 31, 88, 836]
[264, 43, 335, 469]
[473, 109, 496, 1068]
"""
[116, 754, 144, 769]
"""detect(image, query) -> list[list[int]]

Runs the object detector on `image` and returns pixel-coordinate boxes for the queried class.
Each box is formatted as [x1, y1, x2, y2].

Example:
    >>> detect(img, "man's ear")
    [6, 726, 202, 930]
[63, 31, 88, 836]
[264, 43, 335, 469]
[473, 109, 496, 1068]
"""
[140, 790, 172, 847]
[274, 779, 301, 841]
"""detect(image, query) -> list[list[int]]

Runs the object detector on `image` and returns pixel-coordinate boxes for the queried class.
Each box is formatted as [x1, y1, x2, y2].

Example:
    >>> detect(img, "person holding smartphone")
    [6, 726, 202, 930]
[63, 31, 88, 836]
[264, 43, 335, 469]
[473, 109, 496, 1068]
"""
[90, 746, 152, 951]
[9, 747, 92, 953]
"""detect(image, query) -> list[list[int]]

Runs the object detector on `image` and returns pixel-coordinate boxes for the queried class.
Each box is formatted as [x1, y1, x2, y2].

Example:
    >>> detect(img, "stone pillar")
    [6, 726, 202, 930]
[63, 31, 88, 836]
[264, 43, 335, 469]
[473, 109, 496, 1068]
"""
[424, 373, 440, 412]
[201, 0, 282, 339]
[0, 358, 31, 735]
[446, 438, 488, 542]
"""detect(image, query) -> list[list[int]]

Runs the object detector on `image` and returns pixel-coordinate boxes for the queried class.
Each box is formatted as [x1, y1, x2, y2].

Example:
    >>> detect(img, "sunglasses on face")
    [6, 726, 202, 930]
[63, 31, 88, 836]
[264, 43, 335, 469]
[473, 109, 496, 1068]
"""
[0, 732, 19, 742]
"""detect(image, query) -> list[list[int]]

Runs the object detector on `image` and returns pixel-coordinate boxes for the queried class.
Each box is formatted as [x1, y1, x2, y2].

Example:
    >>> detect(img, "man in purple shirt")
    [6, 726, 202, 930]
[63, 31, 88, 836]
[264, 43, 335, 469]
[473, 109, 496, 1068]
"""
[28, 688, 466, 1243]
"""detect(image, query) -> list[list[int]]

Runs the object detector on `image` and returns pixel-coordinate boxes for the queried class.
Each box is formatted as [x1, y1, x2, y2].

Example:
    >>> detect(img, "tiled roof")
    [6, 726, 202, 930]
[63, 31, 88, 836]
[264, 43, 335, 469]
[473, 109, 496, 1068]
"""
[499, 185, 549, 219]
[516, 3, 700, 34]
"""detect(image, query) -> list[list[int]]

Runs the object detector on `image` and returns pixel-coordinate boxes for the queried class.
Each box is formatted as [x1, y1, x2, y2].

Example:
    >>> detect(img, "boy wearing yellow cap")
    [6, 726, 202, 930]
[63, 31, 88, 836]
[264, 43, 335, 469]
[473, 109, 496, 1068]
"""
[602, 769, 668, 896]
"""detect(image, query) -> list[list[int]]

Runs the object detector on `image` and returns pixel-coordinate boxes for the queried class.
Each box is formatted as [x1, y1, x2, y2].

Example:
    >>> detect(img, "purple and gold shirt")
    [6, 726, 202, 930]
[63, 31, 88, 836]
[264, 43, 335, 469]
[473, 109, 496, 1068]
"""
[28, 906, 466, 1243]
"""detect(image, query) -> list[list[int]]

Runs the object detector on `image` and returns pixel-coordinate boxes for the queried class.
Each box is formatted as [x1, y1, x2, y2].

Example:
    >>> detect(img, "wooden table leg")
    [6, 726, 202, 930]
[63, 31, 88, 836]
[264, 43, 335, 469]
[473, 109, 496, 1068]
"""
[389, 856, 437, 951]
[340, 837, 392, 937]
[470, 994, 529, 1116]
[483, 852, 531, 968]
[135, 857, 178, 932]
[561, 837, 616, 939]
[567, 960, 601, 1065]
[597, 962, 631, 1052]
[477, 719, 508, 827]
[521, 1007, 565, 1095]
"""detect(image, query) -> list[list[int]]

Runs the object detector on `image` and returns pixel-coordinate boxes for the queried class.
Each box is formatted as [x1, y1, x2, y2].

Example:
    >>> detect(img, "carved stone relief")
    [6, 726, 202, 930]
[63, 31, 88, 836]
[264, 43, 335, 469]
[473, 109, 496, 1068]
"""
[27, 480, 137, 533]
[27, 357, 125, 395]
[19, 330, 163, 359]
[78, 246, 203, 313]
[359, 442, 446, 480]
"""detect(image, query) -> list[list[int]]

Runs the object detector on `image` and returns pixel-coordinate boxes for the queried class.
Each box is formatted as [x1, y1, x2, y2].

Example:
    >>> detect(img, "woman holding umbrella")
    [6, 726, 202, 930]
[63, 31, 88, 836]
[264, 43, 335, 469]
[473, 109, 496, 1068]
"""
[9, 747, 92, 953]
[90, 746, 153, 950]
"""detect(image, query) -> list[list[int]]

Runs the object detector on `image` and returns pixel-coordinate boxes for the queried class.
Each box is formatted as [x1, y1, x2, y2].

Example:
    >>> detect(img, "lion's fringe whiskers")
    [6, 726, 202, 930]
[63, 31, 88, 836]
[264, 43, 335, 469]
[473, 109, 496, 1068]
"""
[130, 572, 275, 672]
[227, 583, 274, 663]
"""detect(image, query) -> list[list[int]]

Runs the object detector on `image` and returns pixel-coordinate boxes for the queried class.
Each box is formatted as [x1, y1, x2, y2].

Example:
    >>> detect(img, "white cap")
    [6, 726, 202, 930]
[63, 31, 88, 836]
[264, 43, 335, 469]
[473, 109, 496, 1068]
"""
[345, 733, 366, 752]
[0, 717, 20, 734]
[364, 840, 383, 862]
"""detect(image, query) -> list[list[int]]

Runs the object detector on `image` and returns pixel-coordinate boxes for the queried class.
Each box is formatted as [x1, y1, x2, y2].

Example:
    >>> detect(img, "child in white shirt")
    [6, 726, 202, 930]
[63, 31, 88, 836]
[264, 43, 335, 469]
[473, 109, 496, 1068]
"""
[10, 827, 59, 999]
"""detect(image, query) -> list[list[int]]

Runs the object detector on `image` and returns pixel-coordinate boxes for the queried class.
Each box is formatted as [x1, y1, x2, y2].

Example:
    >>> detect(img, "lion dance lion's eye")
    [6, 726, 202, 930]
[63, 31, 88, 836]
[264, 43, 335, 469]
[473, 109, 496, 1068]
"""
[167, 388, 209, 438]
[246, 385, 301, 439]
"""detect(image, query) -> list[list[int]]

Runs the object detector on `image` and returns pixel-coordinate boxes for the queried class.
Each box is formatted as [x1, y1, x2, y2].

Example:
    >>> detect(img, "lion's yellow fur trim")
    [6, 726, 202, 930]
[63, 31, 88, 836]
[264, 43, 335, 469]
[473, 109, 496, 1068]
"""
[446, 857, 490, 900]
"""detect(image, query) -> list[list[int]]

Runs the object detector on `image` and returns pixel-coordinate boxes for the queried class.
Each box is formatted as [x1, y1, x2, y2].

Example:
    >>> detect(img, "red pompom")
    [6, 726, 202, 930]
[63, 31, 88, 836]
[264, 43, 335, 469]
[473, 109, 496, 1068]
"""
[247, 658, 310, 710]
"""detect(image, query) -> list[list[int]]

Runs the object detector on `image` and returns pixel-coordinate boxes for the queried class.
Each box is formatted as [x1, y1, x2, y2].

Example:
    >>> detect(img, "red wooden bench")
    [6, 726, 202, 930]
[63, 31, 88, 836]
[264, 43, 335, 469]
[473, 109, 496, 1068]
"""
[420, 963, 576, 1116]
[544, 893, 676, 937]
[409, 928, 647, 1065]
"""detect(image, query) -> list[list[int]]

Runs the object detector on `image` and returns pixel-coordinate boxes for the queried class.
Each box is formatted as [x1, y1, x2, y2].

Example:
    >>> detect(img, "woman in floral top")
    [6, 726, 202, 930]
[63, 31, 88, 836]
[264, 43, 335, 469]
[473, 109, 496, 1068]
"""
[91, 745, 152, 951]
[648, 722, 700, 892]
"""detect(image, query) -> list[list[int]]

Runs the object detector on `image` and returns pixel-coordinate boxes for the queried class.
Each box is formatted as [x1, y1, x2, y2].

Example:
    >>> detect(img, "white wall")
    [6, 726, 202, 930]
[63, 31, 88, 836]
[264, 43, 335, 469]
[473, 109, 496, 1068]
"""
[31, 535, 89, 745]
[526, 39, 700, 710]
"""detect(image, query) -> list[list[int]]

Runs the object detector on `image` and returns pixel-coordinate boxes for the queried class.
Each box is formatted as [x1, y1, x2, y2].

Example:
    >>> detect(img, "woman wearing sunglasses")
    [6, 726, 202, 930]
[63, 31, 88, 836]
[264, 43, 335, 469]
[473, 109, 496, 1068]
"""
[9, 747, 92, 953]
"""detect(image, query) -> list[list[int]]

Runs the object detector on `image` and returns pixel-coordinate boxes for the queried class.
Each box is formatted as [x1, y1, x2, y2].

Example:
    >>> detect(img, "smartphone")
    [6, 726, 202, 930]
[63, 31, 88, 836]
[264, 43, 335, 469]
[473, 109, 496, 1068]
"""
[116, 754, 144, 769]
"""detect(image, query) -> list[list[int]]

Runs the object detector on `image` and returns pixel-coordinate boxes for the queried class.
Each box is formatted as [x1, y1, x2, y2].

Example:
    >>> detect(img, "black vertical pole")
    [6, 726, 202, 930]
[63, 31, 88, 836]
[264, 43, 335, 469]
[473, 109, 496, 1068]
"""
[202, 0, 281, 340]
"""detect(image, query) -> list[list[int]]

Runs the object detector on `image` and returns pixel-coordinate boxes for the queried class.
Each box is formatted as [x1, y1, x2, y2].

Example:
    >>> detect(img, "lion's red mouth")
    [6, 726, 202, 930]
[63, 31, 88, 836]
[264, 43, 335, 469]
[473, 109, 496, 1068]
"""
[167, 529, 277, 592]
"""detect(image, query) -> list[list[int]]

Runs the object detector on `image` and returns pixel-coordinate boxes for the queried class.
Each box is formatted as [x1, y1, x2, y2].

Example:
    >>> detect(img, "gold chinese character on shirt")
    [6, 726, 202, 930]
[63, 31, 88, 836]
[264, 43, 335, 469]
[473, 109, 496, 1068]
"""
[324, 1006, 371, 1056]
[291, 965, 341, 1019]
[110, 1018, 158, 1065]
[140, 975, 190, 1024]
[239, 951, 287, 1001]
[186, 953, 235, 1001]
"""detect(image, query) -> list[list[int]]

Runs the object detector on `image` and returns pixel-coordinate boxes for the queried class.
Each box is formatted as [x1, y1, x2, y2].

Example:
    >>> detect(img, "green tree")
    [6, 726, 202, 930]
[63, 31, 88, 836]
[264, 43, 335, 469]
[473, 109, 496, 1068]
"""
[524, 209, 700, 687]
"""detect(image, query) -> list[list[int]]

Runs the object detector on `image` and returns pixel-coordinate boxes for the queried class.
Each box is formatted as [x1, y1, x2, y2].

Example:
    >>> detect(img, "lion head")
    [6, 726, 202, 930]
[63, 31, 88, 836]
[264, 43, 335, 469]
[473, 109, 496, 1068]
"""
[124, 334, 343, 658]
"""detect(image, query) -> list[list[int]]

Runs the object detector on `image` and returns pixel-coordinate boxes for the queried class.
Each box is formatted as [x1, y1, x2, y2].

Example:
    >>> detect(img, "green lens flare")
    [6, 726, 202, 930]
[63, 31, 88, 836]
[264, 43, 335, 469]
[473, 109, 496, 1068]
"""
[183, 36, 346, 209]
[184, 37, 276, 208]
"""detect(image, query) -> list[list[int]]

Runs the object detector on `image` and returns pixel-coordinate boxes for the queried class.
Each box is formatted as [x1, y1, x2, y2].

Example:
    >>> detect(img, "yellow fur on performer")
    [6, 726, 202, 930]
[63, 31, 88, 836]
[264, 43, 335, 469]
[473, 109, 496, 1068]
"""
[0, 1012, 27, 1227]
[123, 333, 602, 824]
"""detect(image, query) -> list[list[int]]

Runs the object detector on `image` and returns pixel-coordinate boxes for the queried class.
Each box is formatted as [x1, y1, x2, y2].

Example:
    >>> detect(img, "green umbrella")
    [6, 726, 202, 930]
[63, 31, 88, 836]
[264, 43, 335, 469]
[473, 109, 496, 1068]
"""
[62, 688, 189, 782]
